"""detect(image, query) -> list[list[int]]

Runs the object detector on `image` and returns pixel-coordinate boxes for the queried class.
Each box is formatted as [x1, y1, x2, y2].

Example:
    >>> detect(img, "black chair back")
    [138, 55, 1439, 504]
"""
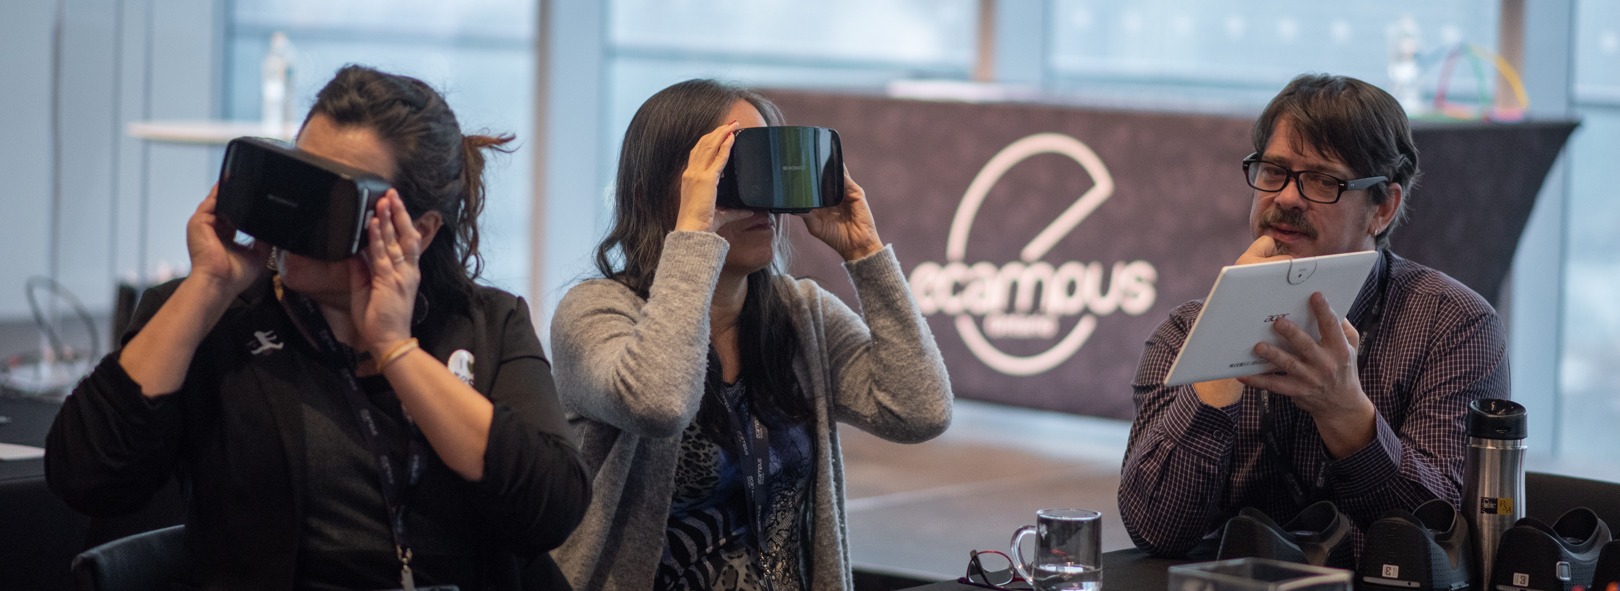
[70, 524, 186, 591]
[1525, 471, 1620, 527]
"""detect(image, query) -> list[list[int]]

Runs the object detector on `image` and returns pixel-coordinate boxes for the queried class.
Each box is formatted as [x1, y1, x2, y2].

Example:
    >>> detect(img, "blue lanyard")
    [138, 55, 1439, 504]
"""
[1257, 250, 1391, 509]
[709, 368, 777, 591]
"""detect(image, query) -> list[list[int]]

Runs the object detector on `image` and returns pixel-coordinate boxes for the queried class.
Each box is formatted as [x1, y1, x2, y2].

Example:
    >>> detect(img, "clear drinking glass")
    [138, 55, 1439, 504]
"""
[1011, 508, 1103, 591]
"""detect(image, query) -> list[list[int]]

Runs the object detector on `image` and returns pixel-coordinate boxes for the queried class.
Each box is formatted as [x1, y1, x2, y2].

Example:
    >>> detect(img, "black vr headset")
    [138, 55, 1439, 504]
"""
[215, 137, 392, 261]
[717, 126, 844, 213]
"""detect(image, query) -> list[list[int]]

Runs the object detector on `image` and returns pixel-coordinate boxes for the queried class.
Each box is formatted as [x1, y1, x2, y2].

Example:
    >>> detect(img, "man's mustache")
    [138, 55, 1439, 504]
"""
[1260, 207, 1317, 240]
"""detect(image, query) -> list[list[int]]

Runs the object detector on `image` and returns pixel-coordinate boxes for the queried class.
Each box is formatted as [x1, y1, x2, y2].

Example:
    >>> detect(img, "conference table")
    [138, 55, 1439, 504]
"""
[1, 395, 188, 590]
[0, 395, 86, 591]
[0, 396, 56, 476]
[901, 545, 1211, 591]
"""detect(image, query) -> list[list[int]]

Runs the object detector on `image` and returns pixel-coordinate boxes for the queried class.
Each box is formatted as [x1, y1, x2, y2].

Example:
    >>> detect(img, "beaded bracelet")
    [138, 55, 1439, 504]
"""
[378, 338, 420, 371]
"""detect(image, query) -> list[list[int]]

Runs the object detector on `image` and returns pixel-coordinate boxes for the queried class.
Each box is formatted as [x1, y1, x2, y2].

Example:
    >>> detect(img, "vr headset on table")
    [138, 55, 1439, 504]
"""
[215, 137, 392, 261]
[717, 126, 845, 213]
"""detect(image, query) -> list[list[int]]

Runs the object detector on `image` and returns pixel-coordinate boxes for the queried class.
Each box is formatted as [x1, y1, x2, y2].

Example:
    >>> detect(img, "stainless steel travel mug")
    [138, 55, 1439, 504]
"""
[1464, 398, 1528, 589]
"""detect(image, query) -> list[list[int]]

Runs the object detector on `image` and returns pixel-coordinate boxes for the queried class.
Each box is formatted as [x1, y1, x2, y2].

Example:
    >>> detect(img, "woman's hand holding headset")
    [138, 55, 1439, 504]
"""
[798, 167, 884, 262]
[352, 190, 431, 361]
[676, 121, 755, 233]
[186, 184, 272, 298]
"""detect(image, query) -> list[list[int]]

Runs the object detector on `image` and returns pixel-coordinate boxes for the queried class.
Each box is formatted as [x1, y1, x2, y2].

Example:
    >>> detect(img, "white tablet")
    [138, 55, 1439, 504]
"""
[1163, 250, 1379, 386]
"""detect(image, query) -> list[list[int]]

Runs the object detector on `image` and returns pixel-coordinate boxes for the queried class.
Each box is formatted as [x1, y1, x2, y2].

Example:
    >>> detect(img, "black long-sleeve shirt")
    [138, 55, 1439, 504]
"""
[46, 276, 591, 590]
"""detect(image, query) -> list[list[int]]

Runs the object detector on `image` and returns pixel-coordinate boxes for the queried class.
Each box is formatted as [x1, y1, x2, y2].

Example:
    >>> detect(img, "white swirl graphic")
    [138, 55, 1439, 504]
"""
[942, 133, 1122, 376]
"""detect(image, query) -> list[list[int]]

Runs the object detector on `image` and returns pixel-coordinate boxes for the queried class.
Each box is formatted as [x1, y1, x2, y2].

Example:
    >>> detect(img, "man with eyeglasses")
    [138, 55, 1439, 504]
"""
[1118, 73, 1510, 557]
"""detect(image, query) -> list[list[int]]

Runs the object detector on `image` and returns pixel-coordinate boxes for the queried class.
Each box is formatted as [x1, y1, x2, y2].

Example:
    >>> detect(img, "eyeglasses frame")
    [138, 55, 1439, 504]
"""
[962, 549, 1028, 590]
[1241, 152, 1388, 204]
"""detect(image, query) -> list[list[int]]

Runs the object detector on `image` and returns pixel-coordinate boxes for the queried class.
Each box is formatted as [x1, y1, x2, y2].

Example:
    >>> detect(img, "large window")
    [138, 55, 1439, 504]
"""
[1560, 0, 1620, 461]
[225, 0, 537, 295]
[1045, 1, 1500, 110]
[602, 0, 977, 177]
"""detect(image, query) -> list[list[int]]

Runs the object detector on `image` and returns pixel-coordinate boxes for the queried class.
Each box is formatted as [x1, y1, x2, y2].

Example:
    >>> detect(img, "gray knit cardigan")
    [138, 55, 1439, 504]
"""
[550, 231, 953, 590]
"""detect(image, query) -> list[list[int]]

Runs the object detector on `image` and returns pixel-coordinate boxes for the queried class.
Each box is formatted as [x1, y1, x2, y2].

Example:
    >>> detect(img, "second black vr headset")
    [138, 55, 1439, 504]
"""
[215, 137, 392, 261]
[717, 126, 844, 213]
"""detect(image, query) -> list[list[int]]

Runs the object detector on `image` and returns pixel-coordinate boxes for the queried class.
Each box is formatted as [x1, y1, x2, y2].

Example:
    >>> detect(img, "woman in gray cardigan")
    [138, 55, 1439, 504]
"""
[550, 79, 953, 591]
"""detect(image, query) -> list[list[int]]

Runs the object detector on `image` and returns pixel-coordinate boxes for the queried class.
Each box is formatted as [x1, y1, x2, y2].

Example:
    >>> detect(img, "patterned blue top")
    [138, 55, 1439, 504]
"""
[658, 379, 814, 591]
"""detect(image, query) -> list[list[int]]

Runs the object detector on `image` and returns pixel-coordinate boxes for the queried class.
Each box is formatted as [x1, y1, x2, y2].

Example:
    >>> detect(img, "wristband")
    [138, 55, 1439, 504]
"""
[378, 338, 420, 371]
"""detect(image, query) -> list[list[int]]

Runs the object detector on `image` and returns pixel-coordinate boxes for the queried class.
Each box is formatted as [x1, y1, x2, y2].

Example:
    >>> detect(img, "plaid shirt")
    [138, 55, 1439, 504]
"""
[1118, 250, 1510, 557]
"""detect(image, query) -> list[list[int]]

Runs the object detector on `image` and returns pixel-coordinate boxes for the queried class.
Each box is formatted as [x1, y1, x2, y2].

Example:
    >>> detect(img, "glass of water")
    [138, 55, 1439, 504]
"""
[1011, 508, 1103, 591]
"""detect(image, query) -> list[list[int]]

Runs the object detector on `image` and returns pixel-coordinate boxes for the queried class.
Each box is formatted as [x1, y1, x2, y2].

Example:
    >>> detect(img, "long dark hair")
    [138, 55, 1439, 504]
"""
[1252, 73, 1420, 250]
[594, 78, 810, 440]
[304, 64, 514, 315]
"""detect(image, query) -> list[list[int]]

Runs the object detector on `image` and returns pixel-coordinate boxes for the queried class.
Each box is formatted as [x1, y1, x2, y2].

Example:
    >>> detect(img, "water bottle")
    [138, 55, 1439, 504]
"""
[1386, 15, 1424, 115]
[261, 32, 295, 134]
[1463, 398, 1528, 589]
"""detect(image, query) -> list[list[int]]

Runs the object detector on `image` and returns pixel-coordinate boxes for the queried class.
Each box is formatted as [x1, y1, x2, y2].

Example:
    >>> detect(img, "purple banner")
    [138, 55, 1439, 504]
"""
[769, 89, 1570, 419]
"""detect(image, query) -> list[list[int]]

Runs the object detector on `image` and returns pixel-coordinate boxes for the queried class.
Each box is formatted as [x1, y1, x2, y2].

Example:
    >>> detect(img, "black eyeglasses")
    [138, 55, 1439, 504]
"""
[960, 550, 1031, 590]
[1242, 153, 1387, 204]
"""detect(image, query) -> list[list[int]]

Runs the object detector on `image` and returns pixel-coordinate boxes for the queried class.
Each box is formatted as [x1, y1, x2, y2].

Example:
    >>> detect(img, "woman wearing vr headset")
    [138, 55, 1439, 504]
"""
[551, 79, 953, 590]
[47, 65, 589, 590]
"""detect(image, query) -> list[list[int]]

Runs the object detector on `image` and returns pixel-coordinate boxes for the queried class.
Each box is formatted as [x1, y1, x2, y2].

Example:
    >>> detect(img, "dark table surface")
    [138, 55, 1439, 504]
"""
[0, 395, 57, 480]
[902, 546, 1207, 591]
[1, 393, 186, 590]
[0, 395, 86, 590]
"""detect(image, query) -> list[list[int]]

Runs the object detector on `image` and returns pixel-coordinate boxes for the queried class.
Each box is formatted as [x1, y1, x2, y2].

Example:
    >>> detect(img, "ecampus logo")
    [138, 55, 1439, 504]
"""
[909, 133, 1157, 376]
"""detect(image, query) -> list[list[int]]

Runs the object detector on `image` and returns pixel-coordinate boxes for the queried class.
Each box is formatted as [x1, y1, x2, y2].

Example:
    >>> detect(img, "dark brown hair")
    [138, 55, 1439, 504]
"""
[1252, 73, 1420, 250]
[593, 78, 809, 439]
[305, 64, 513, 314]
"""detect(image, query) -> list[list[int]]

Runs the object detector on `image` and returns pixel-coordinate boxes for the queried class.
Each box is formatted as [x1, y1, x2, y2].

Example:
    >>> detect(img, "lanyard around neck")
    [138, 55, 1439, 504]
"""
[279, 288, 430, 590]
[707, 351, 778, 591]
[1257, 250, 1392, 509]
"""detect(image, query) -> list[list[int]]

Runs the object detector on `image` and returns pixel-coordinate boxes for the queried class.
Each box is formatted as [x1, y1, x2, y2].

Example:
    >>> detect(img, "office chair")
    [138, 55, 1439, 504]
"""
[70, 524, 186, 591]
[1526, 471, 1620, 528]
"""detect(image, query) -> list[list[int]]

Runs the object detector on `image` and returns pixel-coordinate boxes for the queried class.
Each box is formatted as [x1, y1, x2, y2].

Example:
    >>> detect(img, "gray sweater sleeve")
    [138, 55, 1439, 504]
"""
[550, 231, 727, 438]
[812, 246, 954, 443]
